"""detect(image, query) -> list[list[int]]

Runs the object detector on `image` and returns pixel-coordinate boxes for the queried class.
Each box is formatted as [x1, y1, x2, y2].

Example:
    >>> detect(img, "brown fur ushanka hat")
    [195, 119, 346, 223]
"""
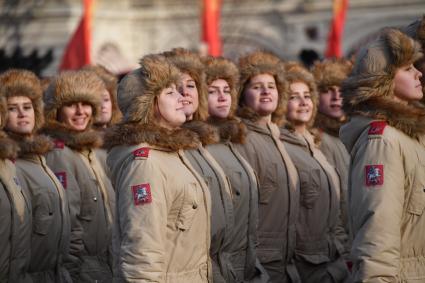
[162, 48, 208, 121]
[342, 29, 423, 115]
[203, 56, 240, 118]
[117, 54, 181, 124]
[237, 51, 288, 125]
[44, 70, 104, 124]
[82, 65, 122, 125]
[284, 62, 319, 129]
[0, 69, 44, 132]
[311, 58, 353, 93]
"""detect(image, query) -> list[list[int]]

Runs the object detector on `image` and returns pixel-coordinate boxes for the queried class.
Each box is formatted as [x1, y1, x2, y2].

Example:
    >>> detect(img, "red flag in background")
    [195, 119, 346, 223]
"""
[325, 0, 348, 58]
[60, 0, 94, 70]
[202, 0, 222, 57]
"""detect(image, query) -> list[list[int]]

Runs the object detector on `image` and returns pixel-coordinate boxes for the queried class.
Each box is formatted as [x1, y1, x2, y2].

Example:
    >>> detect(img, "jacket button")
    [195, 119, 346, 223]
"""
[93, 197, 97, 201]
[192, 204, 198, 209]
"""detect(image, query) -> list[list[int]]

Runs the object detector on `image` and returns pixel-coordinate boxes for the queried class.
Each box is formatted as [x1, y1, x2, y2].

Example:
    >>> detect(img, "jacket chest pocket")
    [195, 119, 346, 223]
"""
[176, 182, 199, 231]
[407, 165, 425, 216]
[299, 169, 321, 209]
[259, 162, 278, 204]
[33, 188, 56, 235]
[78, 179, 100, 221]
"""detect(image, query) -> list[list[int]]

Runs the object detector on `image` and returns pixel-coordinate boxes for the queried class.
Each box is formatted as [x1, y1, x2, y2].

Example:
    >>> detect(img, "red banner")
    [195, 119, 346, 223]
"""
[201, 0, 222, 57]
[325, 0, 348, 58]
[59, 0, 94, 70]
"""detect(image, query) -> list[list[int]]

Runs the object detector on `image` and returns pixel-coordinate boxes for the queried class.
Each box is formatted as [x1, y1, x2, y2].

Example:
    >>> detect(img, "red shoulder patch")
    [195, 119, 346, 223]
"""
[132, 183, 152, 205]
[365, 165, 384, 187]
[55, 172, 67, 189]
[133, 147, 150, 159]
[368, 121, 387, 135]
[54, 139, 65, 149]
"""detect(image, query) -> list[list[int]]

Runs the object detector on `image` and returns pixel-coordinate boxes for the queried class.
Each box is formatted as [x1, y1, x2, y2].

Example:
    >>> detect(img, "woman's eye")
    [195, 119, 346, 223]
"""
[7, 107, 16, 112]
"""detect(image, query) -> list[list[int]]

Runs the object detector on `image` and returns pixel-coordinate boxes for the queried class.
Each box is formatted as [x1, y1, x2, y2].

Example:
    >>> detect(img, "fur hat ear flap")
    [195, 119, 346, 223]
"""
[162, 48, 208, 121]
[0, 69, 44, 132]
[0, 96, 7, 130]
[237, 51, 289, 126]
[44, 70, 104, 126]
[203, 56, 240, 118]
[117, 54, 181, 124]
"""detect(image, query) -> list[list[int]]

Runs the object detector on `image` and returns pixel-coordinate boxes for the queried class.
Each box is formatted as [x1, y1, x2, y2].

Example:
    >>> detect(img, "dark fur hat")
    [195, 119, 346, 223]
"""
[162, 48, 208, 121]
[312, 58, 353, 93]
[44, 70, 104, 125]
[401, 15, 425, 49]
[0, 69, 44, 132]
[284, 62, 319, 130]
[117, 54, 181, 124]
[203, 56, 240, 118]
[237, 51, 288, 126]
[82, 65, 122, 126]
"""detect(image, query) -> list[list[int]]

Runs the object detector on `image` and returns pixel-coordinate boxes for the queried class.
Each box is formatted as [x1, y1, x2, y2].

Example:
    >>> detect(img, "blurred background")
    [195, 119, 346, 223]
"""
[0, 0, 423, 77]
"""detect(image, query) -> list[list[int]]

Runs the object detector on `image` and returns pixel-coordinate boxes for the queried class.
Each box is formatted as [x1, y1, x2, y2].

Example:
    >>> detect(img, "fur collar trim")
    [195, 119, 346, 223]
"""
[182, 120, 220, 146]
[7, 133, 53, 157]
[314, 112, 346, 137]
[351, 98, 425, 138]
[41, 121, 103, 150]
[236, 106, 262, 124]
[0, 131, 18, 159]
[104, 122, 200, 151]
[207, 117, 246, 144]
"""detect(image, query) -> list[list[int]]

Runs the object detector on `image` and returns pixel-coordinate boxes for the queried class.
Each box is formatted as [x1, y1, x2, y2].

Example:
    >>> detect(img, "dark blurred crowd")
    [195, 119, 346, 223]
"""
[1, 16, 425, 283]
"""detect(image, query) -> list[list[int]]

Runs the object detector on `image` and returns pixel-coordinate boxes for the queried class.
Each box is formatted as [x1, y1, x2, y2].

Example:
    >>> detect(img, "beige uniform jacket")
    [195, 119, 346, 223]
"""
[185, 145, 235, 283]
[0, 157, 32, 283]
[207, 140, 270, 283]
[280, 129, 349, 282]
[45, 141, 115, 283]
[340, 115, 425, 282]
[16, 152, 71, 283]
[108, 142, 212, 283]
[235, 119, 300, 283]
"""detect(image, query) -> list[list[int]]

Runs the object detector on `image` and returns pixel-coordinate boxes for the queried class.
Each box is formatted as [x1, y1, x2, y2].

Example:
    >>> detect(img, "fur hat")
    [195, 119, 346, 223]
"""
[312, 58, 353, 93]
[237, 51, 288, 125]
[203, 56, 240, 118]
[82, 65, 122, 126]
[342, 28, 422, 114]
[117, 54, 181, 124]
[44, 70, 104, 125]
[162, 48, 208, 121]
[0, 69, 44, 132]
[401, 15, 425, 49]
[284, 62, 318, 129]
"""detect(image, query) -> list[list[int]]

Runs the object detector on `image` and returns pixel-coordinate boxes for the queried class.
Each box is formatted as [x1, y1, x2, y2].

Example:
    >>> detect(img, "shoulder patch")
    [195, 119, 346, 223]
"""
[54, 139, 65, 149]
[368, 121, 387, 135]
[55, 172, 67, 189]
[132, 183, 152, 205]
[365, 165, 384, 187]
[133, 147, 150, 159]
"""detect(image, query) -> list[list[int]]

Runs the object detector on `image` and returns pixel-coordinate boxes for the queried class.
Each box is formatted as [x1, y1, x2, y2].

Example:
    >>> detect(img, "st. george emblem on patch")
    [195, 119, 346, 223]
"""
[365, 165, 384, 186]
[55, 172, 67, 189]
[132, 183, 152, 205]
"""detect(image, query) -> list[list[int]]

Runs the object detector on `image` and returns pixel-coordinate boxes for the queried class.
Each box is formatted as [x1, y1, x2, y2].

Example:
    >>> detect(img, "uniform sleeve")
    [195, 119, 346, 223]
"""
[115, 157, 168, 282]
[349, 136, 403, 282]
[45, 150, 84, 281]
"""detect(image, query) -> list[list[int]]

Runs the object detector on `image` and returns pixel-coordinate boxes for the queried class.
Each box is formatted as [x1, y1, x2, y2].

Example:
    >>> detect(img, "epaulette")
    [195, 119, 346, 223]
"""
[368, 121, 387, 136]
[133, 147, 150, 160]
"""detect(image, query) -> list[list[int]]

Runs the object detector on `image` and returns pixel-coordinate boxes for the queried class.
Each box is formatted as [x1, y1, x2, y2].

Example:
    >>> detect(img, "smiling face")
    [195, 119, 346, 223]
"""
[207, 79, 231, 119]
[286, 82, 313, 130]
[318, 85, 344, 119]
[393, 63, 423, 103]
[58, 102, 93, 131]
[156, 83, 186, 129]
[6, 96, 35, 135]
[179, 73, 199, 121]
[242, 73, 278, 119]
